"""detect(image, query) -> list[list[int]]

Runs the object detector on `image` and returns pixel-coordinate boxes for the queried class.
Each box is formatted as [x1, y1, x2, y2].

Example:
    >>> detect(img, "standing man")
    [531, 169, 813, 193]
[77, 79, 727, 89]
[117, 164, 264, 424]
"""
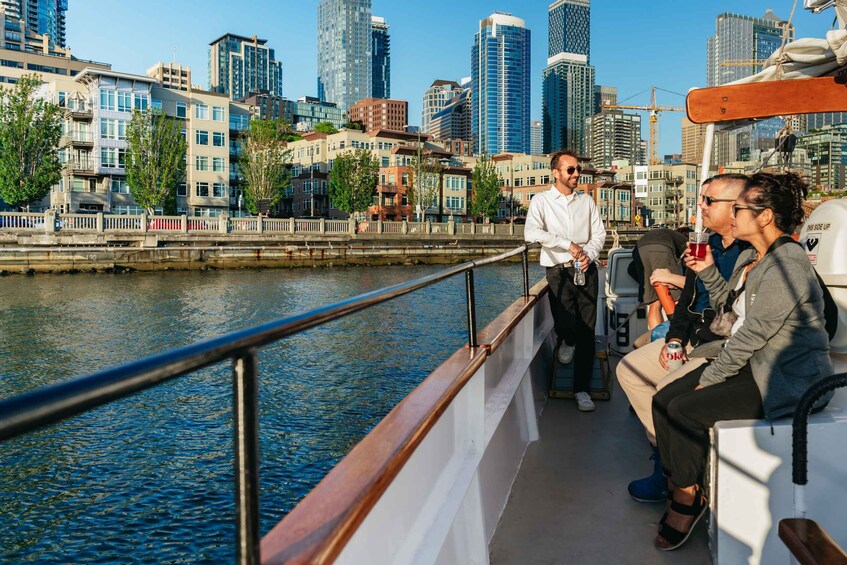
[616, 173, 750, 501]
[525, 149, 606, 412]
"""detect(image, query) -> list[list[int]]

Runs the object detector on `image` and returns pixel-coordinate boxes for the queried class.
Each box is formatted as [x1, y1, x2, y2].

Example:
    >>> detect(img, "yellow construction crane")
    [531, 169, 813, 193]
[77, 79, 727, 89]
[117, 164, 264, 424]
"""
[602, 86, 685, 165]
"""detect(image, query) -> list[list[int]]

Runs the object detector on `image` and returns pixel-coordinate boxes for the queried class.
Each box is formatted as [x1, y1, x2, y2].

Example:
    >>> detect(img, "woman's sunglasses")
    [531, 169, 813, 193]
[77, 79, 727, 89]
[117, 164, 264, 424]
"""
[731, 204, 765, 216]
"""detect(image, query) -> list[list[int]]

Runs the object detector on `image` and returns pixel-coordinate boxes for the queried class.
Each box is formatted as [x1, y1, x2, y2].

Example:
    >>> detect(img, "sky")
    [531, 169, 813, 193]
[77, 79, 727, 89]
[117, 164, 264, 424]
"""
[66, 1, 837, 156]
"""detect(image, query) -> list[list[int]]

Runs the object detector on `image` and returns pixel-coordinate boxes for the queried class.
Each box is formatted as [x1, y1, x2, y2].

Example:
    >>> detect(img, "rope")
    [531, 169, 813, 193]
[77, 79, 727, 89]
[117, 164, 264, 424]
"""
[775, 0, 800, 81]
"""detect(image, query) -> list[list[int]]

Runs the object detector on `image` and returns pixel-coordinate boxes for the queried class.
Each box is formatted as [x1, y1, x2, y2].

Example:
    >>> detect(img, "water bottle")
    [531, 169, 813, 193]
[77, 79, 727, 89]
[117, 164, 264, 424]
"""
[573, 260, 585, 286]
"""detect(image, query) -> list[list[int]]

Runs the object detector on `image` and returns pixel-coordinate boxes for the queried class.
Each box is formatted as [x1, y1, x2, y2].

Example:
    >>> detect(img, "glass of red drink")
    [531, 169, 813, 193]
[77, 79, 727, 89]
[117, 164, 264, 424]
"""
[688, 232, 709, 260]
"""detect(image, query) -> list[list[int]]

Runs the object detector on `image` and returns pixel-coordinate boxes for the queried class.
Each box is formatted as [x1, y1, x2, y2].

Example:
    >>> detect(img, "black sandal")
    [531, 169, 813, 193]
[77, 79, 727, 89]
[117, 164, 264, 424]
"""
[655, 488, 708, 551]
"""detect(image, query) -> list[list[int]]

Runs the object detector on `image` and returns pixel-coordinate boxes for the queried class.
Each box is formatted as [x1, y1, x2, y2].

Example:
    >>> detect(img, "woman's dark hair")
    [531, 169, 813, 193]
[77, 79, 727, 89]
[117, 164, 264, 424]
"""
[743, 172, 808, 233]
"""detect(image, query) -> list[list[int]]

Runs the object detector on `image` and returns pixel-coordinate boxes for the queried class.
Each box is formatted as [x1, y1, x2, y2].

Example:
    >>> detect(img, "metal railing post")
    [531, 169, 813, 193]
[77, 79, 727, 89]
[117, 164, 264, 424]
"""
[465, 270, 478, 348]
[522, 247, 530, 297]
[233, 351, 260, 565]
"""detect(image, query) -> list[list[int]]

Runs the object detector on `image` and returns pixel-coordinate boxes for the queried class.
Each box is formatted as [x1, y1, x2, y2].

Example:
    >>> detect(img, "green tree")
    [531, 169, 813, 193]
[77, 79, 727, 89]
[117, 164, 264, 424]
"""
[328, 148, 378, 216]
[0, 74, 64, 210]
[471, 154, 502, 222]
[406, 155, 443, 221]
[314, 121, 339, 134]
[238, 119, 293, 214]
[125, 108, 187, 216]
[343, 119, 363, 131]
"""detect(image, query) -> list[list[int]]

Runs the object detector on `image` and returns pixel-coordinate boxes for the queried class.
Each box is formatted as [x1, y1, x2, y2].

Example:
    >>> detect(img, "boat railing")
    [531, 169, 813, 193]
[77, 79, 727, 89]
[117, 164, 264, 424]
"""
[0, 243, 534, 565]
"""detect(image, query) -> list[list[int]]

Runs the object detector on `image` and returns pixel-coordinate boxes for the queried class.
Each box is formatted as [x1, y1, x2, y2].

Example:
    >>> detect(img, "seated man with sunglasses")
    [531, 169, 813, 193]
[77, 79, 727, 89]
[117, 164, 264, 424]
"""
[525, 149, 606, 412]
[616, 173, 751, 501]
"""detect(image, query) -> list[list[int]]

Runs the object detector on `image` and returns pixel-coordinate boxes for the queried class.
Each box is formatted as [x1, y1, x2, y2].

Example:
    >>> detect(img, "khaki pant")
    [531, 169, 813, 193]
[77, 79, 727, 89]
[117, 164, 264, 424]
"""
[616, 338, 708, 445]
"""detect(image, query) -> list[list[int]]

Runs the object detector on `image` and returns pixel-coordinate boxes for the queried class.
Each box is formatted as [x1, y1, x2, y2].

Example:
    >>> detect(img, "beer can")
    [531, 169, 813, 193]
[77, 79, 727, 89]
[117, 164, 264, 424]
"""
[666, 341, 684, 371]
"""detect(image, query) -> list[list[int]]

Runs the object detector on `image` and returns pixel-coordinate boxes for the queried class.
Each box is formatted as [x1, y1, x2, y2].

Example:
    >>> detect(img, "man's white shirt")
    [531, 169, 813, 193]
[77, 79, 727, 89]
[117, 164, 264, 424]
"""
[524, 186, 607, 267]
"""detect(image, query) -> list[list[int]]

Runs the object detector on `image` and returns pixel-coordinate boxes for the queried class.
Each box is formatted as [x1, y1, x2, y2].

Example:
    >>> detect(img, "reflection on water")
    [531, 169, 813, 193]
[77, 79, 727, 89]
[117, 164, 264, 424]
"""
[0, 263, 543, 563]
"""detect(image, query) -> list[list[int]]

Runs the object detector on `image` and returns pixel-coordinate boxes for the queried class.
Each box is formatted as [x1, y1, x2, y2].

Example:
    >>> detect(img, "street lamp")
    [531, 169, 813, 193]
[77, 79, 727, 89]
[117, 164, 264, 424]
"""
[439, 157, 450, 223]
[404, 124, 422, 222]
[238, 193, 243, 217]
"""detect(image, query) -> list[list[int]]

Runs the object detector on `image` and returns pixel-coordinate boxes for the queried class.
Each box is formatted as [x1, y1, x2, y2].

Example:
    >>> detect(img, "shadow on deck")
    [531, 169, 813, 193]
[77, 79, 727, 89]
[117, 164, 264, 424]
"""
[490, 357, 712, 564]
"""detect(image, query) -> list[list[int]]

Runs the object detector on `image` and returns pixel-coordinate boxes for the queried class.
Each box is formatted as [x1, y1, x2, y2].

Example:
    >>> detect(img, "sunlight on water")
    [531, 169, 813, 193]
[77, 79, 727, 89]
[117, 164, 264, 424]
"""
[0, 263, 543, 563]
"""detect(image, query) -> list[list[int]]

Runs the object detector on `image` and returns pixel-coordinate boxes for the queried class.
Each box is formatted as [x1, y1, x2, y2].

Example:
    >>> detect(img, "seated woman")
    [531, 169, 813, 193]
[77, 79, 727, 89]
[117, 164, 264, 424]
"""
[651, 172, 833, 551]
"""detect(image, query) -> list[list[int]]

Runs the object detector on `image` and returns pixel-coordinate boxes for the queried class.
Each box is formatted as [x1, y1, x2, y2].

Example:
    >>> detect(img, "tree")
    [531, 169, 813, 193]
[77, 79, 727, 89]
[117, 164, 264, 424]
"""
[238, 119, 293, 214]
[314, 121, 339, 134]
[328, 148, 378, 217]
[343, 119, 363, 131]
[471, 154, 502, 222]
[0, 74, 64, 210]
[406, 155, 443, 222]
[125, 108, 187, 216]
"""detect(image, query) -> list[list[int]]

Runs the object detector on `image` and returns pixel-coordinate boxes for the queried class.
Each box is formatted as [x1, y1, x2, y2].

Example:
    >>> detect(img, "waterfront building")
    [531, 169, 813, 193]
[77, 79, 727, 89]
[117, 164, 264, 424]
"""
[472, 12, 531, 156]
[421, 79, 462, 134]
[530, 120, 542, 155]
[707, 10, 793, 166]
[542, 53, 594, 155]
[208, 33, 283, 100]
[593, 84, 616, 115]
[548, 0, 589, 61]
[237, 93, 345, 132]
[797, 124, 847, 191]
[614, 162, 701, 227]
[317, 0, 372, 112]
[146, 62, 192, 92]
[347, 97, 407, 133]
[371, 16, 390, 99]
[428, 88, 472, 152]
[585, 110, 642, 169]
[1, 0, 66, 47]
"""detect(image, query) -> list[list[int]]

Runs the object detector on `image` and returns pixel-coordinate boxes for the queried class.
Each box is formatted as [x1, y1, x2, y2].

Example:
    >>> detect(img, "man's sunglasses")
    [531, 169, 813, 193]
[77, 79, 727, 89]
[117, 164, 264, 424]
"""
[563, 165, 583, 175]
[700, 195, 735, 206]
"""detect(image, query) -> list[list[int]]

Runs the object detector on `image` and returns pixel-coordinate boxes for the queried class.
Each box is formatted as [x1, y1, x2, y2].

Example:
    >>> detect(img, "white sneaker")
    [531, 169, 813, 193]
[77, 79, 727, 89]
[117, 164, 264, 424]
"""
[557, 343, 575, 364]
[575, 392, 596, 412]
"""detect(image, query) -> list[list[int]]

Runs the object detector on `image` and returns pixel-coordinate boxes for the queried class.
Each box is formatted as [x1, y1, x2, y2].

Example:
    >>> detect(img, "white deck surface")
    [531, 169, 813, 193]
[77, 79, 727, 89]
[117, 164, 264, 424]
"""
[490, 357, 712, 565]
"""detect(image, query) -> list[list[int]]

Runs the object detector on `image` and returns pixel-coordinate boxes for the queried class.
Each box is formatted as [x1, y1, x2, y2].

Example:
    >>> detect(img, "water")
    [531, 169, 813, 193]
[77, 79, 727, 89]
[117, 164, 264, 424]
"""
[0, 263, 543, 563]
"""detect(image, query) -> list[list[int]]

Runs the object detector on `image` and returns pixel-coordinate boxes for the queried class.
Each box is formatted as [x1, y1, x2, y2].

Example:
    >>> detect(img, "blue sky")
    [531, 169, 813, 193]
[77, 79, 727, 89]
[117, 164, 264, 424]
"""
[67, 1, 835, 156]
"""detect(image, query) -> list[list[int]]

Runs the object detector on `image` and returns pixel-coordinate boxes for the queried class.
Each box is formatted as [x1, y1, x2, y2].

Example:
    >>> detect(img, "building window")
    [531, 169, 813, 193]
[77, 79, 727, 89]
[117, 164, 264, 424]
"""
[195, 103, 208, 120]
[152, 98, 163, 110]
[213, 182, 226, 197]
[134, 94, 148, 111]
[118, 148, 127, 169]
[101, 147, 116, 167]
[195, 156, 208, 171]
[176, 102, 187, 118]
[177, 183, 187, 197]
[111, 178, 130, 193]
[212, 106, 225, 121]
[212, 132, 225, 146]
[196, 182, 209, 196]
[100, 118, 115, 140]
[99, 89, 115, 111]
[212, 157, 225, 172]
[117, 91, 132, 113]
[195, 130, 209, 145]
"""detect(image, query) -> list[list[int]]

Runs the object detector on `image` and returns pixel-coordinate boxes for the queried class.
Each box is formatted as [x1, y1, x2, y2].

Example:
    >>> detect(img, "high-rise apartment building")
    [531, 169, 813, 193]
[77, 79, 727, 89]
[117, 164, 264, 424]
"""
[422, 80, 462, 134]
[371, 16, 390, 99]
[548, 0, 589, 60]
[1, 0, 66, 47]
[797, 124, 847, 191]
[208, 33, 283, 100]
[472, 12, 531, 155]
[146, 62, 191, 91]
[542, 53, 594, 155]
[585, 111, 642, 168]
[429, 89, 471, 146]
[317, 0, 372, 112]
[530, 120, 543, 155]
[543, 0, 594, 155]
[681, 117, 710, 165]
[593, 84, 617, 115]
[348, 97, 407, 133]
[707, 10, 793, 164]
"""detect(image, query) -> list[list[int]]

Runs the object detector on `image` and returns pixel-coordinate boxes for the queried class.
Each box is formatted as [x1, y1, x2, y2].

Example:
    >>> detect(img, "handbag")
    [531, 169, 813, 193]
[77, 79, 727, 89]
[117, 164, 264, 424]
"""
[709, 288, 742, 338]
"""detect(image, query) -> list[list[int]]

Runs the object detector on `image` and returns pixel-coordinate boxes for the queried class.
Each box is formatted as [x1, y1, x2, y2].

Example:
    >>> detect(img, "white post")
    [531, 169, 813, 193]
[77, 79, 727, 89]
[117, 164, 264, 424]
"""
[695, 123, 715, 234]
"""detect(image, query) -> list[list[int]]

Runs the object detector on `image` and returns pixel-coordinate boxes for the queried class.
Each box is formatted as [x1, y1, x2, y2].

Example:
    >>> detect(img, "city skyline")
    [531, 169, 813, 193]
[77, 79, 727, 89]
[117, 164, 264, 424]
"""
[65, 1, 835, 157]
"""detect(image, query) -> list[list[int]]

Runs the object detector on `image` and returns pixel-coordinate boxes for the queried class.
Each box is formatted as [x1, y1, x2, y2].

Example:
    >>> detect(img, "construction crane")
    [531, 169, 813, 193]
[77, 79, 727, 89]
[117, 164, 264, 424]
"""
[602, 86, 685, 165]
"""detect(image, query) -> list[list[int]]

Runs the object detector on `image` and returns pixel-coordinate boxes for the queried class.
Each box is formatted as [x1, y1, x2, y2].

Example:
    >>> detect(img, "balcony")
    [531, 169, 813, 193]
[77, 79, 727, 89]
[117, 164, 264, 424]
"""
[378, 183, 399, 194]
[69, 131, 93, 147]
[67, 159, 96, 175]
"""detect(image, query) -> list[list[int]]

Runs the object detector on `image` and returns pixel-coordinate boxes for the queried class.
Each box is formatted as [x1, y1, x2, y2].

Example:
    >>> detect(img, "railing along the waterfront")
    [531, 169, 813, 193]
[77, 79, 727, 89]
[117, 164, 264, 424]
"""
[0, 243, 534, 565]
[0, 211, 528, 238]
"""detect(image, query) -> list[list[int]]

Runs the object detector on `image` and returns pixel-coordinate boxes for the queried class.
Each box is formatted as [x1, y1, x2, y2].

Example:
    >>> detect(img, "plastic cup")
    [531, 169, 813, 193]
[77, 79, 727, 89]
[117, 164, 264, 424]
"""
[688, 232, 709, 261]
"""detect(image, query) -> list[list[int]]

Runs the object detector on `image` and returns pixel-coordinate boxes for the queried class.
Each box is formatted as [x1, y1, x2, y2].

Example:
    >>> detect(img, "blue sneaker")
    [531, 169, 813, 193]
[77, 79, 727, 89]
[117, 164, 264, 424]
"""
[628, 446, 669, 503]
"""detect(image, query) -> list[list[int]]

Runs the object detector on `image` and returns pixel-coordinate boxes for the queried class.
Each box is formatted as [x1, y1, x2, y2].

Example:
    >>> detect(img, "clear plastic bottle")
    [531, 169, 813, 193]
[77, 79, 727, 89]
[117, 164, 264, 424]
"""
[574, 260, 586, 286]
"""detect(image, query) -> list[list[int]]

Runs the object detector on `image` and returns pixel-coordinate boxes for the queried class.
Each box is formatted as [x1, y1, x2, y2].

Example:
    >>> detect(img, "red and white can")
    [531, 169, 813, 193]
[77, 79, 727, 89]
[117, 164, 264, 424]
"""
[667, 341, 684, 372]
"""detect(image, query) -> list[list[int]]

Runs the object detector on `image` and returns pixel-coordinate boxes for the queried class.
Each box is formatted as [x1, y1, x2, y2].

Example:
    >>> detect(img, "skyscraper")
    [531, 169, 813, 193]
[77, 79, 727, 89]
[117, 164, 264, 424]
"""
[317, 0, 372, 112]
[421, 79, 462, 133]
[548, 0, 589, 60]
[530, 120, 543, 155]
[472, 12, 531, 155]
[542, 0, 594, 155]
[586, 111, 642, 168]
[1, 0, 67, 47]
[371, 16, 390, 99]
[208, 34, 283, 100]
[593, 84, 617, 115]
[707, 10, 793, 164]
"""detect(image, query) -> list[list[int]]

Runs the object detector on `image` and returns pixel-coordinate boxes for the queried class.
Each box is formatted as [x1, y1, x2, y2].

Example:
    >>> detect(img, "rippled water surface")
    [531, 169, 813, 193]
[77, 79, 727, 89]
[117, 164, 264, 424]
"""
[0, 263, 543, 563]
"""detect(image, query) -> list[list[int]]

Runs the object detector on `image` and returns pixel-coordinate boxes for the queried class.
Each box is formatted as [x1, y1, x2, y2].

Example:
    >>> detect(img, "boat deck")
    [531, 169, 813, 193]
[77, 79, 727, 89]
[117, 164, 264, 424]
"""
[490, 356, 712, 564]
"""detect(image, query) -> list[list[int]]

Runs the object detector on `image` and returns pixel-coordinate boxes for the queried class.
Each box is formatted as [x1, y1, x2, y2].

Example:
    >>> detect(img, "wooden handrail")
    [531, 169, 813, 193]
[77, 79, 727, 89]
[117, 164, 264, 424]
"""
[260, 287, 543, 563]
[779, 518, 847, 565]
